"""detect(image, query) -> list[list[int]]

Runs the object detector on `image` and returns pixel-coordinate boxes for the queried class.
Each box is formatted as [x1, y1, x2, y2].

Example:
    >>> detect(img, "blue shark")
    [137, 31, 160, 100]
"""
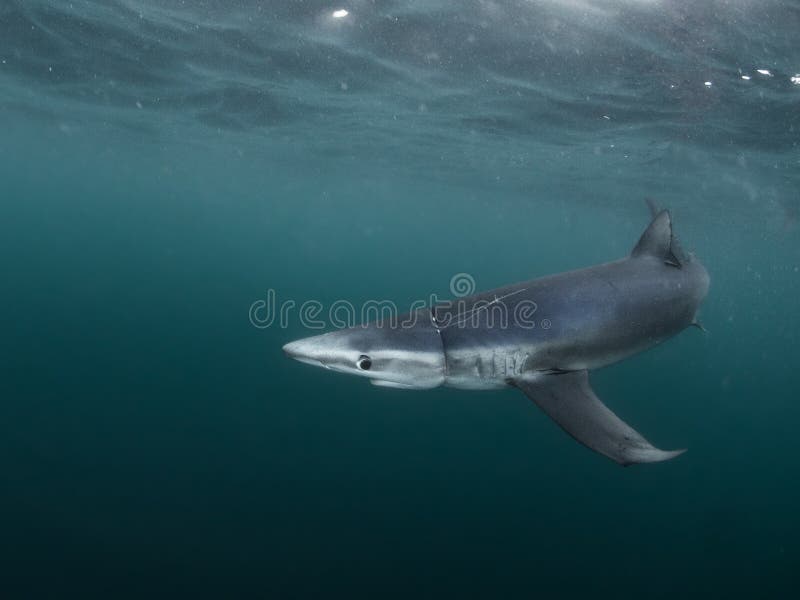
[283, 206, 709, 465]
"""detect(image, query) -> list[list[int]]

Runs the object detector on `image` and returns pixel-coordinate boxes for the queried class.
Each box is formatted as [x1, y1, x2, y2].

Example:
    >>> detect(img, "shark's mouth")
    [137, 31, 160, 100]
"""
[371, 379, 435, 390]
[292, 356, 328, 369]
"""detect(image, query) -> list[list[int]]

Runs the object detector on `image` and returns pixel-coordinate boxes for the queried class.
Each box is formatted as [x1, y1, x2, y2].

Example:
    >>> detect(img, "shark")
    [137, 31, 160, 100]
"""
[282, 205, 709, 465]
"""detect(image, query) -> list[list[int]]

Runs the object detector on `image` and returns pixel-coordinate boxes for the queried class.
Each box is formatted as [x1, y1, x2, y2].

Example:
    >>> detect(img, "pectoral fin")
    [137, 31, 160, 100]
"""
[513, 371, 685, 466]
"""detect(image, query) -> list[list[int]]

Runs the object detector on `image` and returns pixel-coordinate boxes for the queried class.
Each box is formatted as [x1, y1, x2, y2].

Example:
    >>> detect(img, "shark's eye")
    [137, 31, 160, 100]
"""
[356, 355, 372, 370]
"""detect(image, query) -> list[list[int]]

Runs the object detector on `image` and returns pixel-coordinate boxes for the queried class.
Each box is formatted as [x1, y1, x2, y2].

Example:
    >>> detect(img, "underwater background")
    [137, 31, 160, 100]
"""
[1, 1, 799, 597]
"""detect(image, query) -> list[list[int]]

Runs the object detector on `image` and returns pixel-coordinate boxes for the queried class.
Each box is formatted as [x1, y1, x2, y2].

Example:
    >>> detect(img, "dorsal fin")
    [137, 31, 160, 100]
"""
[632, 209, 672, 258]
[631, 209, 680, 266]
[645, 197, 660, 218]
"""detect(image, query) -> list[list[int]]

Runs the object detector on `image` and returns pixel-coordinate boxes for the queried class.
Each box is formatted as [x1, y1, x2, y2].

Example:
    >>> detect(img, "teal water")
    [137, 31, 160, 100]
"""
[1, 1, 799, 597]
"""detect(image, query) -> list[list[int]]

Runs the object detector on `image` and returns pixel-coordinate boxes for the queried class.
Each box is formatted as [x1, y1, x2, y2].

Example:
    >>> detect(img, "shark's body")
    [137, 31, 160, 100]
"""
[283, 207, 709, 465]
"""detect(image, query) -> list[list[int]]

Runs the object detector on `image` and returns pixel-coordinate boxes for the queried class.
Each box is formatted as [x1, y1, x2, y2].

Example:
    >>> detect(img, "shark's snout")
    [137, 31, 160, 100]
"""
[282, 339, 327, 368]
[281, 340, 304, 359]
